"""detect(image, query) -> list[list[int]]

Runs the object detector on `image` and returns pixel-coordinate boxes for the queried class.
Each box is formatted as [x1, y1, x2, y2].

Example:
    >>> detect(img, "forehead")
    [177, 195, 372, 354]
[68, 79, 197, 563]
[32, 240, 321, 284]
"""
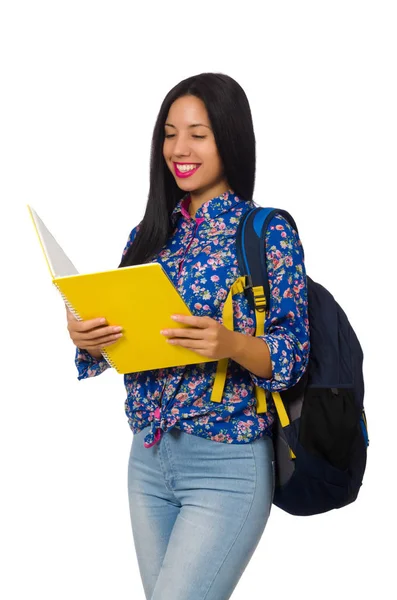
[165, 95, 210, 126]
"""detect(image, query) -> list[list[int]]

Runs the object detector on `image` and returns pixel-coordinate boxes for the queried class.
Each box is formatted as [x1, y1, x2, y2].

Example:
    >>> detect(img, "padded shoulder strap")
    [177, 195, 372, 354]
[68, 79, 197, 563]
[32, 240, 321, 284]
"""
[236, 207, 299, 311]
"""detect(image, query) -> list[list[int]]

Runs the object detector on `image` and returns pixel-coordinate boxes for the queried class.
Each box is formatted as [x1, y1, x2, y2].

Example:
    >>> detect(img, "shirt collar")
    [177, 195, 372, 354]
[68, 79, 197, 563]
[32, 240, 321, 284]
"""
[170, 189, 247, 225]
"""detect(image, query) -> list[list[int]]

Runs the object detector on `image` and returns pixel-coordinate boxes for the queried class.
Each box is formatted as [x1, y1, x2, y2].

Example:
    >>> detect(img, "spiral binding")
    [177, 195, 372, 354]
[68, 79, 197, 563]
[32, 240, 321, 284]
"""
[53, 281, 116, 370]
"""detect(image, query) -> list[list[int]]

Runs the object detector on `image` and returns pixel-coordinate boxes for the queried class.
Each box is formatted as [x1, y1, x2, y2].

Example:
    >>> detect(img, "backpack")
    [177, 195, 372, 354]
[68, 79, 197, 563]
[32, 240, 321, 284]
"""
[234, 206, 369, 516]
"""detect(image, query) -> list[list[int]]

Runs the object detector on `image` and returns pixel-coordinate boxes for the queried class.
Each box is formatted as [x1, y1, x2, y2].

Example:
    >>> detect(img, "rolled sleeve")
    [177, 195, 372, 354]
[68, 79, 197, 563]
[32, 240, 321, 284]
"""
[75, 346, 110, 380]
[249, 214, 310, 392]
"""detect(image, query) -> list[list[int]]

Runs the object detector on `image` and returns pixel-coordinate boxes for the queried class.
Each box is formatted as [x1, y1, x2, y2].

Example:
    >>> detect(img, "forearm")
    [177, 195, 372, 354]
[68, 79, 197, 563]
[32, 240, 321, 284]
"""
[229, 332, 272, 379]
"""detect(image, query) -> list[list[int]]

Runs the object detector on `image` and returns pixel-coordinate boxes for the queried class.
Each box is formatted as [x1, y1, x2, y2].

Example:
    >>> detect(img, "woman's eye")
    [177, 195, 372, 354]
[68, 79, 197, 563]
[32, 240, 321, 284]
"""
[164, 134, 206, 139]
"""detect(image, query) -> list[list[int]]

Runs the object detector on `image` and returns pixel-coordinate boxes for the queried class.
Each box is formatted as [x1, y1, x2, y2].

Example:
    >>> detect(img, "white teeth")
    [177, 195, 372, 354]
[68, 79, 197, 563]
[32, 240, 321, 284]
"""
[177, 164, 198, 172]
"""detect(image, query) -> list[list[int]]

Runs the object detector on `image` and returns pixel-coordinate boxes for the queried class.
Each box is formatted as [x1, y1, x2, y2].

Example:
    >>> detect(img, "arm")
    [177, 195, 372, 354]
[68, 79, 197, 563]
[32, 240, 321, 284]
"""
[231, 214, 310, 390]
[230, 334, 272, 379]
[75, 223, 141, 380]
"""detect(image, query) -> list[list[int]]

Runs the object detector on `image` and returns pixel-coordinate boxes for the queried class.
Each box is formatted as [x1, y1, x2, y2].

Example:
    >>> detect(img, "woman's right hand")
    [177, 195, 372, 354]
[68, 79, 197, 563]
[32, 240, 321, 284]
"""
[66, 306, 123, 354]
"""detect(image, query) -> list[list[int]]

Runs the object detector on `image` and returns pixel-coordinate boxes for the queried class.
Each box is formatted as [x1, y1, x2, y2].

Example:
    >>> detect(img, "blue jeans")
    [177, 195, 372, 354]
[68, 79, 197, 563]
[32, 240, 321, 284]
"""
[128, 425, 275, 600]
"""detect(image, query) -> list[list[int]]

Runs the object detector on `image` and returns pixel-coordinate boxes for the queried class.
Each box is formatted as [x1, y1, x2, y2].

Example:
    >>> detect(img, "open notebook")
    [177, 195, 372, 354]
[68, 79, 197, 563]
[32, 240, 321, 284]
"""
[27, 205, 217, 374]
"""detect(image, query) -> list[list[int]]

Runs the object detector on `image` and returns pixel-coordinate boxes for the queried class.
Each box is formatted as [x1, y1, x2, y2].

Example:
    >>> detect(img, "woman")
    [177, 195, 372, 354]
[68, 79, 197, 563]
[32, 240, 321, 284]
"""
[67, 72, 310, 600]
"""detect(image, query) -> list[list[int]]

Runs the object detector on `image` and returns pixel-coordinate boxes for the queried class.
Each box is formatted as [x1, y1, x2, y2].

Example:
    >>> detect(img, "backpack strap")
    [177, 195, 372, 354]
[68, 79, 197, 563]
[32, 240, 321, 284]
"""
[210, 206, 299, 420]
[235, 206, 300, 312]
[210, 275, 246, 405]
[237, 207, 298, 413]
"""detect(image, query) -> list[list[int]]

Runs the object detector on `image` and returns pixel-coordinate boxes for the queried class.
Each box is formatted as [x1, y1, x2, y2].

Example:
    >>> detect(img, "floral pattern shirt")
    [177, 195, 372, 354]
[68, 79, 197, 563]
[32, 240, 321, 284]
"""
[75, 190, 310, 448]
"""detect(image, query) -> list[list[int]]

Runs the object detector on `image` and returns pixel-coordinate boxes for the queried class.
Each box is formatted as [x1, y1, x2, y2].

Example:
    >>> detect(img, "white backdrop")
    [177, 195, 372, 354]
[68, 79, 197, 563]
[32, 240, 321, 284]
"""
[1, 1, 396, 598]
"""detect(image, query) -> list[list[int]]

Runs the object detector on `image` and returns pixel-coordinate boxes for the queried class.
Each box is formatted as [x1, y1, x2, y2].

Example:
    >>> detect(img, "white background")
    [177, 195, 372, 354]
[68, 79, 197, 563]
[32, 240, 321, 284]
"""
[1, 1, 396, 598]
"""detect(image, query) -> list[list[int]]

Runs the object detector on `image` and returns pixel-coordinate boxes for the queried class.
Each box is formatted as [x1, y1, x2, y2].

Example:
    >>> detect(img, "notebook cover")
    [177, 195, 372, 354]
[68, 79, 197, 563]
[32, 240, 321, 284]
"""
[53, 263, 217, 373]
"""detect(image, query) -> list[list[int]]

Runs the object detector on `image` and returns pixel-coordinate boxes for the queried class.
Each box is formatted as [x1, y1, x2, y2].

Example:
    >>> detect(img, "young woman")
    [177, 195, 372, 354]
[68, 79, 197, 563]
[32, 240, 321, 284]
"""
[67, 72, 310, 600]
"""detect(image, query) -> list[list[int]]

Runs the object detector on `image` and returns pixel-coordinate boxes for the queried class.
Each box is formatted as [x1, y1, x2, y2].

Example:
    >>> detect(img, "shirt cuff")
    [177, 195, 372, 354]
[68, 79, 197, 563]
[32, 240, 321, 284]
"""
[75, 346, 110, 381]
[249, 334, 309, 392]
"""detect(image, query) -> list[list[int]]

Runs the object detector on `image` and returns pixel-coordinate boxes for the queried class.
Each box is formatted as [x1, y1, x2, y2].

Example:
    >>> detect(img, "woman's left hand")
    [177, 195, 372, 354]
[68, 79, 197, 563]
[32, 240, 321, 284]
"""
[160, 314, 241, 360]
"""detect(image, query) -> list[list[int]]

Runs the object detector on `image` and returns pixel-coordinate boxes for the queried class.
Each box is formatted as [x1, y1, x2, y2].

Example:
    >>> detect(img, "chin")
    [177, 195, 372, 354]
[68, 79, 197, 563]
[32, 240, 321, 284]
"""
[175, 179, 201, 192]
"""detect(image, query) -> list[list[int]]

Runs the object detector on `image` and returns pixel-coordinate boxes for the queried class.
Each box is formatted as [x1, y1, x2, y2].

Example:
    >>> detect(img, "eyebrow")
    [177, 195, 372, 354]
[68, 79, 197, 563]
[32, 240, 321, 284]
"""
[164, 122, 212, 130]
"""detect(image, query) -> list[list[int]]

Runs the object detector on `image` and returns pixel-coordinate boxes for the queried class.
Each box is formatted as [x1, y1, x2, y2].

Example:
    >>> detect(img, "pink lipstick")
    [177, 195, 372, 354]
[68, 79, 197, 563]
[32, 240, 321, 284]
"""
[173, 162, 201, 178]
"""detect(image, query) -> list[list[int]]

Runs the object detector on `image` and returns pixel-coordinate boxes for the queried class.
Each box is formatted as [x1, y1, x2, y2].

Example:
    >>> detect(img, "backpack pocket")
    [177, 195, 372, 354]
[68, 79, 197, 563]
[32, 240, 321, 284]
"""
[299, 386, 359, 471]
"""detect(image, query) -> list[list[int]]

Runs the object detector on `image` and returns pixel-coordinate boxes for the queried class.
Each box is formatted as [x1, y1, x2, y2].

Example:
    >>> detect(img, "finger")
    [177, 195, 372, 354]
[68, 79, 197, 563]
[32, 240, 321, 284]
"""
[76, 318, 109, 332]
[96, 338, 121, 348]
[171, 315, 212, 329]
[79, 333, 123, 348]
[81, 327, 123, 342]
[161, 328, 205, 339]
[96, 324, 122, 337]
[100, 339, 120, 347]
[167, 338, 207, 350]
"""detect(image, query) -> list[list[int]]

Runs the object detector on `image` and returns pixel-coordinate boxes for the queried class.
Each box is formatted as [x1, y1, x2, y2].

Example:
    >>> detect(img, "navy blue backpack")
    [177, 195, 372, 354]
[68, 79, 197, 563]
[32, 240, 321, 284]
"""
[235, 207, 369, 516]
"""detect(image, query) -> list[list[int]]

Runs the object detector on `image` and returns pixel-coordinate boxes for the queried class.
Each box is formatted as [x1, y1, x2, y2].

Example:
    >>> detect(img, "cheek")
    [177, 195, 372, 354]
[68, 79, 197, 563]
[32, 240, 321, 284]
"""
[204, 149, 223, 176]
[201, 143, 221, 165]
[163, 144, 173, 168]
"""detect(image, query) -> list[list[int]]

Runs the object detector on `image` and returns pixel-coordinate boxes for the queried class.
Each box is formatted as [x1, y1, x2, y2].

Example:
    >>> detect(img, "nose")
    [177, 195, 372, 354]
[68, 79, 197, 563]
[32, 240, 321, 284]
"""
[171, 134, 191, 158]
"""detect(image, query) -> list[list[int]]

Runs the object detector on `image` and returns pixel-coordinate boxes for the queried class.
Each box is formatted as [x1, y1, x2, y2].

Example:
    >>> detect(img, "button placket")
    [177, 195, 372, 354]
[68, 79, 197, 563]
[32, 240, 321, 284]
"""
[178, 218, 204, 276]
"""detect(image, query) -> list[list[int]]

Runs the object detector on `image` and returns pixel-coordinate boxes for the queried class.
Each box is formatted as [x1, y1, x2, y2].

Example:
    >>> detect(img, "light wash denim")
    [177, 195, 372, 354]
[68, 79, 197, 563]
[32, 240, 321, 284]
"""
[128, 425, 275, 600]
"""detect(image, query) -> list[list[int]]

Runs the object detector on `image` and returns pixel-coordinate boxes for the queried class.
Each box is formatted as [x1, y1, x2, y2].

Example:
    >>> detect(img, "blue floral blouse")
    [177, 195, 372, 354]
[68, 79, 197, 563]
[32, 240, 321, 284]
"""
[75, 190, 310, 448]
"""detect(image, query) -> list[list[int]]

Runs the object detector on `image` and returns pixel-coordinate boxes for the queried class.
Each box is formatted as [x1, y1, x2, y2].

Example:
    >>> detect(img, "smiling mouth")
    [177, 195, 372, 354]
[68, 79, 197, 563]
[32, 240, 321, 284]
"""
[173, 163, 201, 178]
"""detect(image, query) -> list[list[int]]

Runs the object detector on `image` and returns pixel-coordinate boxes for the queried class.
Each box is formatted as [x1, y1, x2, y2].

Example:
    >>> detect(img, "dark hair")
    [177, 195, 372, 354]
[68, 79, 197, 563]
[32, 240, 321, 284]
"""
[119, 72, 256, 267]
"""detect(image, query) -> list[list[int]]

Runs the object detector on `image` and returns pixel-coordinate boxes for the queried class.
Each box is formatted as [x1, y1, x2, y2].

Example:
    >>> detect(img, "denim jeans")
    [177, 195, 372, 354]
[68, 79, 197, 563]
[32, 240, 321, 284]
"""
[128, 425, 275, 600]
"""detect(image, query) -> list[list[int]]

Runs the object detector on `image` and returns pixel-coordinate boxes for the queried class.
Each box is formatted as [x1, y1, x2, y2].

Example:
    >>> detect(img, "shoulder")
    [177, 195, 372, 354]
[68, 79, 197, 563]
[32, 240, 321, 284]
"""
[267, 212, 298, 235]
[264, 212, 305, 271]
[122, 221, 142, 256]
[267, 212, 301, 244]
[248, 204, 300, 239]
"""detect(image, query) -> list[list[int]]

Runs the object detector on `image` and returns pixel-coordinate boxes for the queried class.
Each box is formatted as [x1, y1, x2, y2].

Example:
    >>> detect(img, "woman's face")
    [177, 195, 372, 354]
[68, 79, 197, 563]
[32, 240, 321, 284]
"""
[163, 95, 230, 200]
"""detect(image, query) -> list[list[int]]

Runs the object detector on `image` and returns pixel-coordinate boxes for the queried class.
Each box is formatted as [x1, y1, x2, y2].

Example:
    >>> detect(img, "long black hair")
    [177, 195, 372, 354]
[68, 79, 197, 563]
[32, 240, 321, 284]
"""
[118, 72, 256, 268]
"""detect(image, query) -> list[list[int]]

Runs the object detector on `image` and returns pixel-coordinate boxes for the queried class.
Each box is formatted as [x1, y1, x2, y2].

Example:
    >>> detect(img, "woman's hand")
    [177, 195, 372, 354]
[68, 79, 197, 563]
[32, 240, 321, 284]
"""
[66, 306, 123, 352]
[160, 314, 242, 360]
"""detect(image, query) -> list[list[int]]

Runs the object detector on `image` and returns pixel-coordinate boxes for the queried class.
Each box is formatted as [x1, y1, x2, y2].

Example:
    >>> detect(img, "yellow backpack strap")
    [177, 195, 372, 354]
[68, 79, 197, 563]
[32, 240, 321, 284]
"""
[210, 277, 245, 404]
[210, 278, 269, 415]
[255, 387, 268, 413]
[252, 286, 267, 333]
[272, 391, 296, 459]
[253, 289, 268, 413]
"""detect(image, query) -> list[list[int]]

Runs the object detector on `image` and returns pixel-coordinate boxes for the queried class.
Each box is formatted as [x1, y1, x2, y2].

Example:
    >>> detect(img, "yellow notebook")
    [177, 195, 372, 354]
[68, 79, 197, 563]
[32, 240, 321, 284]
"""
[27, 205, 218, 374]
